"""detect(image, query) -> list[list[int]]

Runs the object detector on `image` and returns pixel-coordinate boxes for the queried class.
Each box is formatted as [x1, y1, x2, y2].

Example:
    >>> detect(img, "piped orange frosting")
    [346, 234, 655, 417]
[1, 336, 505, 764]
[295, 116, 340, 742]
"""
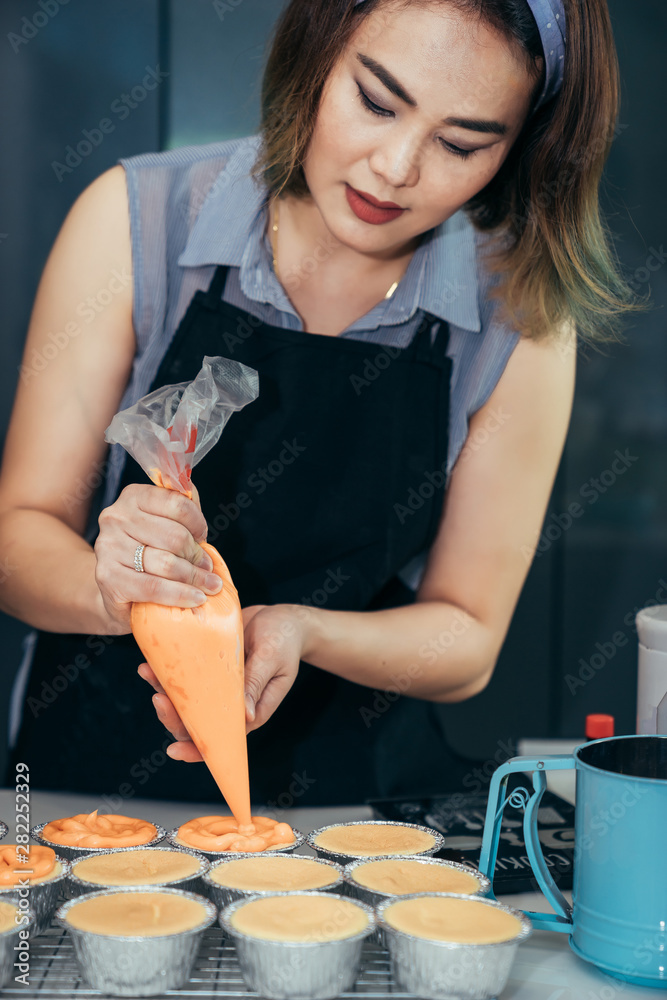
[0, 845, 57, 886]
[177, 815, 294, 853]
[41, 811, 157, 849]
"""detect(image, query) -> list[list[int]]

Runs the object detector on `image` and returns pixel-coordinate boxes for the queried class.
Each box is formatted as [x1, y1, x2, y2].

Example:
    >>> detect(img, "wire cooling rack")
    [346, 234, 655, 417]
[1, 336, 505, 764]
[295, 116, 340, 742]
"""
[2, 920, 410, 998]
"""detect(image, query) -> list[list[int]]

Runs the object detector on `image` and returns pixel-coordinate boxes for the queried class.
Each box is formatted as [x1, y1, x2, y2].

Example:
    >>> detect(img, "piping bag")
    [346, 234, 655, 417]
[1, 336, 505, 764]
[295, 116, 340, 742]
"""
[105, 356, 259, 827]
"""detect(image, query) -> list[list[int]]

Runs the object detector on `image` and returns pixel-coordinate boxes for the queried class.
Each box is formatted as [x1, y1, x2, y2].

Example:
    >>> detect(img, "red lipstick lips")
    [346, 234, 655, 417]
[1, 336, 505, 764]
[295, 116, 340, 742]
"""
[345, 184, 405, 225]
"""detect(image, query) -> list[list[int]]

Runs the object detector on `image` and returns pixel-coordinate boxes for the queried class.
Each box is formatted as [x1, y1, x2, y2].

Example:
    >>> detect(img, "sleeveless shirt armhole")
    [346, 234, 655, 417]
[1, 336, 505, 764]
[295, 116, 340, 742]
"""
[118, 159, 150, 354]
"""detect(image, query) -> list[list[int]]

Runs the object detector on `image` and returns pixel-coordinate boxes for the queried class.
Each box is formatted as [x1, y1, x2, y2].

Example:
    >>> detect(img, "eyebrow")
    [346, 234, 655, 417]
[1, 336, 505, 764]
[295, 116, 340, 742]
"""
[355, 52, 509, 136]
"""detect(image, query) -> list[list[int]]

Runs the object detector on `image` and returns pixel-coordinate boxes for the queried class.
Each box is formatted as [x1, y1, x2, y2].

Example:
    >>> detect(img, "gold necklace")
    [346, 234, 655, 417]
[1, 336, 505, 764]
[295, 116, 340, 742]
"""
[270, 195, 399, 300]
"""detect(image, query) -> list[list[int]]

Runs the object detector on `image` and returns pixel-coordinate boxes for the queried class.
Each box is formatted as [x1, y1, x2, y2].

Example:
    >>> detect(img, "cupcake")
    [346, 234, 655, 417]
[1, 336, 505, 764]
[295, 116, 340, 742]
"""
[168, 815, 304, 859]
[220, 891, 375, 999]
[307, 820, 444, 866]
[343, 856, 490, 946]
[204, 852, 343, 909]
[68, 847, 208, 898]
[377, 893, 532, 1000]
[31, 810, 165, 861]
[343, 856, 490, 905]
[0, 845, 70, 936]
[56, 886, 216, 997]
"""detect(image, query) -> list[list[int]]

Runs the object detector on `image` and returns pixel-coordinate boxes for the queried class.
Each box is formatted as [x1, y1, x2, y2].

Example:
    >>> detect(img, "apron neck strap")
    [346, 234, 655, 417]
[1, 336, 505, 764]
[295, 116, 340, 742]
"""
[202, 264, 230, 310]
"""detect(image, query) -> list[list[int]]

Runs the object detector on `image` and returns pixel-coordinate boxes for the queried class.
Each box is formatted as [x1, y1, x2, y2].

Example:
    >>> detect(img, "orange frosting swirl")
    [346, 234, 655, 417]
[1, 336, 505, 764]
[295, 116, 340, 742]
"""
[41, 811, 157, 848]
[177, 815, 295, 853]
[0, 845, 57, 886]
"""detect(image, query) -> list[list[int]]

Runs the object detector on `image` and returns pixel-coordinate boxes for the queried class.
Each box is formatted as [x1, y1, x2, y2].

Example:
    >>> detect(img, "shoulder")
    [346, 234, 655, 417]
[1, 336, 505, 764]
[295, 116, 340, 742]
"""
[118, 134, 262, 218]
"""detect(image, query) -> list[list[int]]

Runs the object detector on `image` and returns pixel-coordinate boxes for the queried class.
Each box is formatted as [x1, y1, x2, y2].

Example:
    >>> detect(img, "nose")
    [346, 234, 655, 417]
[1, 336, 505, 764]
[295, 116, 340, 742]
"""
[368, 128, 422, 189]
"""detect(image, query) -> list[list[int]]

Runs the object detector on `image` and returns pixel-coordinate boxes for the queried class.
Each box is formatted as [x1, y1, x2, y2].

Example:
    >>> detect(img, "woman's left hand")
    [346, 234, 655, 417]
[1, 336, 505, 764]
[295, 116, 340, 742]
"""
[137, 603, 311, 760]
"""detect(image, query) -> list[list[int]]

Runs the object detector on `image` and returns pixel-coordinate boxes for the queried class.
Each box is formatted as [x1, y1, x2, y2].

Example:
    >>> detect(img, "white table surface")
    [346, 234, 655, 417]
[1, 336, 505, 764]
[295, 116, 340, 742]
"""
[0, 738, 662, 998]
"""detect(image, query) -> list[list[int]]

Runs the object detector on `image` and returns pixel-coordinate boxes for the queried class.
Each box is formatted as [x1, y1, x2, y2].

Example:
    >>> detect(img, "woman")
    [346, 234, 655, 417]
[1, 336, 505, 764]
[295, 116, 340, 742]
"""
[1, 0, 634, 805]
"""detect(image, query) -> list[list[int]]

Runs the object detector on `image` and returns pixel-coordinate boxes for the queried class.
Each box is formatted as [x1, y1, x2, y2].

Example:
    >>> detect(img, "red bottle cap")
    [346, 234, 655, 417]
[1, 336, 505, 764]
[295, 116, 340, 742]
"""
[585, 713, 615, 739]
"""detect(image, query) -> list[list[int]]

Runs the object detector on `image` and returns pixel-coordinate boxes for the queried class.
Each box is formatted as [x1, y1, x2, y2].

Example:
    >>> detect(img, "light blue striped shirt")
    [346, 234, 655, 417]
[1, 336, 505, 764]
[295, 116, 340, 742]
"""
[110, 133, 520, 589]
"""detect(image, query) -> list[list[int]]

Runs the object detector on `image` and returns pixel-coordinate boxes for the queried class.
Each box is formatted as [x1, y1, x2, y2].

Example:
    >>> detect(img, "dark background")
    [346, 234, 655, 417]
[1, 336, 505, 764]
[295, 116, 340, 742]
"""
[0, 0, 665, 783]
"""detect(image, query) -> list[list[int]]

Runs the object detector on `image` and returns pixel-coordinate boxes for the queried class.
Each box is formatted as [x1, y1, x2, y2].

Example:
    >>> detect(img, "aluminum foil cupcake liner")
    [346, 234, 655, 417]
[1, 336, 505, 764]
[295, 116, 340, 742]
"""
[0, 899, 36, 988]
[0, 855, 71, 937]
[167, 825, 305, 861]
[220, 891, 376, 1000]
[0, 822, 8, 843]
[30, 820, 166, 862]
[342, 856, 491, 946]
[376, 892, 532, 1000]
[306, 820, 445, 867]
[203, 853, 343, 911]
[56, 886, 217, 997]
[67, 846, 209, 899]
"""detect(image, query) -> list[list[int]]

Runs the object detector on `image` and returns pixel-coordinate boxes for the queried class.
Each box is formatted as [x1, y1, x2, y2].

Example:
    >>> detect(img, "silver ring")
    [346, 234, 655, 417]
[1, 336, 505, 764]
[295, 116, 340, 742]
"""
[134, 544, 146, 573]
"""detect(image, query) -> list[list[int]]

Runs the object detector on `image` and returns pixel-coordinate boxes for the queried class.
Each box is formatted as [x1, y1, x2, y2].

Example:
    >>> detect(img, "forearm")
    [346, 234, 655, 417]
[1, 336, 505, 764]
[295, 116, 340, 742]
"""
[0, 509, 117, 634]
[299, 600, 498, 702]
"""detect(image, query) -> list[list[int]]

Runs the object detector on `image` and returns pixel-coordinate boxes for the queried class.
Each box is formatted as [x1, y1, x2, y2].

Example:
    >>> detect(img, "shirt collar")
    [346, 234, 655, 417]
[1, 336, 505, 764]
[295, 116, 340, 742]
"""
[178, 135, 481, 333]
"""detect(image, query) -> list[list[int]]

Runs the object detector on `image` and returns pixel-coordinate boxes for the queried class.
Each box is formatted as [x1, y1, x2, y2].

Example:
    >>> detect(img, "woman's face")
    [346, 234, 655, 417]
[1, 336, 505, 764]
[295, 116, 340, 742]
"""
[302, 1, 540, 257]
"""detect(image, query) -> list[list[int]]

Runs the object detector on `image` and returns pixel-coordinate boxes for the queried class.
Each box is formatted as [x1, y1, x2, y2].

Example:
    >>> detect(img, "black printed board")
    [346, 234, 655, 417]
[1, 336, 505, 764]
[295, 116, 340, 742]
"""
[368, 772, 575, 895]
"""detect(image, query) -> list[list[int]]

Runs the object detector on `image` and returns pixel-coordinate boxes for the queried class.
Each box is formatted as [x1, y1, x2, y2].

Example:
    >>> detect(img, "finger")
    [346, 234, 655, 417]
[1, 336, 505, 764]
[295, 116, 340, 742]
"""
[132, 484, 209, 545]
[126, 512, 213, 572]
[152, 693, 192, 742]
[166, 741, 203, 762]
[128, 540, 222, 596]
[137, 662, 166, 695]
[98, 564, 209, 609]
[246, 672, 298, 734]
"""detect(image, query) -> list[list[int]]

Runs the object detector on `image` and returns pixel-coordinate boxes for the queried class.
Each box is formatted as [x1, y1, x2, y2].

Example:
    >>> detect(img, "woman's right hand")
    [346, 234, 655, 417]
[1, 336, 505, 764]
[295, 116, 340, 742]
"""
[93, 483, 223, 632]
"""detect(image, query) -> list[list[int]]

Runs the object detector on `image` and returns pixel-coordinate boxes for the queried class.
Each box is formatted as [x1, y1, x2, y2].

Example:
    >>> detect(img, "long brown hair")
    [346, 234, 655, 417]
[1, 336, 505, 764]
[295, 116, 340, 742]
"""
[252, 0, 641, 345]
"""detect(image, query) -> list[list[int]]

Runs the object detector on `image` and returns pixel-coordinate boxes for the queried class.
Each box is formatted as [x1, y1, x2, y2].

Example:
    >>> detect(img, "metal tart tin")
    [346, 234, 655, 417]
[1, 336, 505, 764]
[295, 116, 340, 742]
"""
[342, 856, 491, 946]
[0, 899, 36, 987]
[30, 820, 166, 862]
[376, 892, 532, 1000]
[167, 825, 305, 861]
[203, 852, 343, 911]
[55, 885, 217, 997]
[0, 822, 7, 843]
[0, 855, 71, 937]
[220, 890, 376, 1000]
[306, 820, 445, 867]
[67, 846, 209, 898]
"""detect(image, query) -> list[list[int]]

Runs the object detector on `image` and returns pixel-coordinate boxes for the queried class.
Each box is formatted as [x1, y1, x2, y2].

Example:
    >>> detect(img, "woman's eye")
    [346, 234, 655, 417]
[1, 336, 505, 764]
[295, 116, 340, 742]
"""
[356, 84, 393, 118]
[357, 83, 478, 161]
[439, 139, 476, 160]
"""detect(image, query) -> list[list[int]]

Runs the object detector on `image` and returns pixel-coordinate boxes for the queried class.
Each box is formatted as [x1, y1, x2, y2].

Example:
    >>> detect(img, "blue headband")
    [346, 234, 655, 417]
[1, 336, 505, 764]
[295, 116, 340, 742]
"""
[353, 0, 566, 110]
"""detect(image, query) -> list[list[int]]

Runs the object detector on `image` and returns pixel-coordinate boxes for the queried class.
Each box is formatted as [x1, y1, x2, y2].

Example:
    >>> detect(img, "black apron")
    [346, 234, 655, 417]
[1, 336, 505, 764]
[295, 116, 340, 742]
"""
[11, 264, 476, 805]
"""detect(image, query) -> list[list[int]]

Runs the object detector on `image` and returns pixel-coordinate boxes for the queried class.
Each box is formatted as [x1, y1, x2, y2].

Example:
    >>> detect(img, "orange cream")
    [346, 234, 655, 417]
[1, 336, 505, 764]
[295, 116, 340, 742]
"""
[0, 845, 59, 887]
[64, 891, 207, 937]
[384, 897, 522, 944]
[41, 811, 157, 849]
[0, 901, 19, 932]
[352, 859, 480, 896]
[72, 849, 200, 887]
[176, 816, 295, 853]
[315, 824, 436, 857]
[211, 856, 337, 891]
[230, 895, 369, 942]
